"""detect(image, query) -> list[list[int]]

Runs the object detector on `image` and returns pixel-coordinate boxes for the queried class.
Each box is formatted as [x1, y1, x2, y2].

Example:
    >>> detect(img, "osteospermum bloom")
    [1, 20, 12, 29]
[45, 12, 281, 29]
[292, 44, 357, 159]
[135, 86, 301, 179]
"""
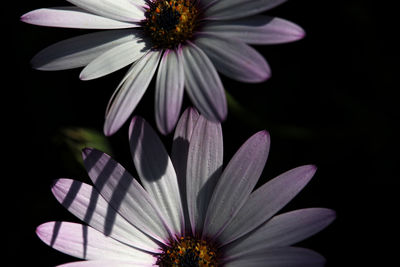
[36, 108, 335, 266]
[21, 0, 305, 136]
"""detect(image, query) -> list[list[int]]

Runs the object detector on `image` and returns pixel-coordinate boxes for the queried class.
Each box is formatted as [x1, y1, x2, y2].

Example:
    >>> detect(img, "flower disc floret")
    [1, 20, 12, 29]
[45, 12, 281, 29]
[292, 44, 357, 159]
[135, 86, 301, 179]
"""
[143, 0, 198, 49]
[157, 236, 218, 266]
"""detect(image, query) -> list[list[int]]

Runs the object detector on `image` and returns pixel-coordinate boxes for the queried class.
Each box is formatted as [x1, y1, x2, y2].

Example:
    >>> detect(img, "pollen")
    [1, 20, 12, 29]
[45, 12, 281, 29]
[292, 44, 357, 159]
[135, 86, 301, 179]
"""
[142, 0, 198, 49]
[157, 236, 219, 267]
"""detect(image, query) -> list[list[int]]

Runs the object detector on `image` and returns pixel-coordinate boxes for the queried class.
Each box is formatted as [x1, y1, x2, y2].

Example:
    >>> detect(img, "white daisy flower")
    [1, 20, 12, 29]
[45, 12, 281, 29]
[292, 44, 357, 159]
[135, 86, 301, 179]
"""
[21, 0, 305, 135]
[36, 107, 335, 267]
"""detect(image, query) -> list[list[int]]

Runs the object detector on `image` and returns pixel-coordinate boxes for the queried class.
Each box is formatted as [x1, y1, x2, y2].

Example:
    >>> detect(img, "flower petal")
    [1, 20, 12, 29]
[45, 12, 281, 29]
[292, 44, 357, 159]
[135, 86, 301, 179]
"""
[104, 50, 161, 136]
[204, 0, 287, 20]
[66, 0, 145, 22]
[80, 38, 149, 80]
[51, 179, 160, 252]
[182, 43, 227, 122]
[171, 107, 200, 231]
[155, 49, 184, 135]
[223, 247, 325, 267]
[195, 34, 270, 83]
[82, 148, 171, 242]
[129, 116, 184, 236]
[21, 7, 137, 29]
[218, 165, 317, 245]
[36, 222, 155, 262]
[57, 260, 155, 267]
[186, 115, 223, 235]
[203, 131, 270, 239]
[202, 15, 305, 45]
[222, 208, 336, 258]
[31, 30, 136, 71]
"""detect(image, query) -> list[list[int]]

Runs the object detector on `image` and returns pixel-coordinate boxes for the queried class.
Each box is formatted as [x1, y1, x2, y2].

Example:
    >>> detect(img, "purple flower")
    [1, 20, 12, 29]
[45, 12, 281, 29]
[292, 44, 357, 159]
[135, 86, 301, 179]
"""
[21, 0, 305, 136]
[36, 108, 335, 266]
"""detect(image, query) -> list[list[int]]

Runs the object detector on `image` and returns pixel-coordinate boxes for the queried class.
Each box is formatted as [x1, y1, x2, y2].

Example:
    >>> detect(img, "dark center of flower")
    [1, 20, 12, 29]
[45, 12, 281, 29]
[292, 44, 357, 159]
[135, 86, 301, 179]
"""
[142, 0, 198, 49]
[157, 236, 219, 267]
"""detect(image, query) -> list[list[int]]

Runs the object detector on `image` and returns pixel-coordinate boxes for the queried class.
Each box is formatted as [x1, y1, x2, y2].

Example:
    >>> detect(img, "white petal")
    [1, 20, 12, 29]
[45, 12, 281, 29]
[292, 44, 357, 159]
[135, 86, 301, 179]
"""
[224, 247, 325, 267]
[104, 50, 161, 136]
[203, 131, 270, 239]
[31, 30, 137, 70]
[57, 260, 155, 267]
[218, 165, 317, 245]
[66, 0, 145, 22]
[221, 208, 336, 258]
[80, 38, 149, 80]
[155, 49, 185, 135]
[195, 34, 270, 83]
[171, 107, 200, 231]
[186, 115, 223, 235]
[21, 7, 137, 29]
[129, 116, 184, 236]
[36, 222, 155, 262]
[52, 179, 161, 252]
[202, 15, 305, 44]
[82, 148, 171, 242]
[182, 43, 227, 122]
[204, 0, 287, 20]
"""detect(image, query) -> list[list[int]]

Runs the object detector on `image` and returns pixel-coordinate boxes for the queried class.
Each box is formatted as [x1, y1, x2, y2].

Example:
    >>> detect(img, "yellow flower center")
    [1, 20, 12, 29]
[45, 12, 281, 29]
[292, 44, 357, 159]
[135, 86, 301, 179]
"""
[157, 236, 219, 266]
[142, 0, 198, 49]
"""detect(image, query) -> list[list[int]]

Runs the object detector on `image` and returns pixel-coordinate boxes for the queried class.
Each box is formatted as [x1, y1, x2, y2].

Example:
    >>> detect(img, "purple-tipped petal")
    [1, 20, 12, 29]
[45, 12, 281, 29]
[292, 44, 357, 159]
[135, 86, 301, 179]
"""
[82, 148, 170, 242]
[129, 116, 184, 237]
[202, 15, 305, 45]
[66, 0, 145, 22]
[203, 131, 270, 239]
[104, 50, 161, 136]
[204, 0, 287, 20]
[222, 208, 336, 258]
[155, 49, 185, 135]
[51, 179, 160, 252]
[195, 34, 270, 83]
[218, 165, 317, 245]
[36, 222, 154, 262]
[186, 115, 223, 235]
[79, 38, 148, 80]
[30, 30, 136, 71]
[223, 247, 325, 267]
[171, 107, 200, 231]
[21, 7, 137, 29]
[182, 43, 227, 123]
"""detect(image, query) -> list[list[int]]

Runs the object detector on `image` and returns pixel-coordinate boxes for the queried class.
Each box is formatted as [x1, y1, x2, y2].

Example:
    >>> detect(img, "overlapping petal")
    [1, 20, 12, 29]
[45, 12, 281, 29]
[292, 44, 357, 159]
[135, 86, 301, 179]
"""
[80, 38, 149, 80]
[51, 178, 160, 252]
[195, 34, 270, 82]
[66, 0, 145, 22]
[218, 165, 317, 245]
[204, 0, 288, 20]
[104, 51, 161, 136]
[155, 49, 185, 135]
[182, 43, 227, 123]
[31, 30, 136, 71]
[129, 116, 184, 236]
[36, 222, 155, 262]
[223, 247, 326, 267]
[222, 208, 336, 258]
[186, 115, 223, 235]
[20, 7, 137, 29]
[202, 15, 305, 45]
[81, 148, 171, 242]
[203, 131, 270, 239]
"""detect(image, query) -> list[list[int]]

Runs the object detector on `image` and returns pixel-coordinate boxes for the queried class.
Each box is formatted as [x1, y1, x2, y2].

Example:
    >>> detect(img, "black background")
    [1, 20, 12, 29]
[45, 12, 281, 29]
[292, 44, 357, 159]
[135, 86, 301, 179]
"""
[5, 0, 398, 266]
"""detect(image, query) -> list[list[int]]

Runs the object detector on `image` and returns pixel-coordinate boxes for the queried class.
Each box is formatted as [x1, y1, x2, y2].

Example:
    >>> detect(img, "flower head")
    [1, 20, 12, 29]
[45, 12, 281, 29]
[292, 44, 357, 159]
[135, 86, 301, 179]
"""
[21, 0, 305, 135]
[36, 107, 335, 266]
